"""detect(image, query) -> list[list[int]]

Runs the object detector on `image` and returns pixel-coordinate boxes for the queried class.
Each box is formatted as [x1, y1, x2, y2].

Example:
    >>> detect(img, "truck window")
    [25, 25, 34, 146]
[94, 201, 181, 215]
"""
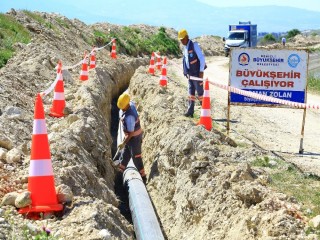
[228, 32, 245, 40]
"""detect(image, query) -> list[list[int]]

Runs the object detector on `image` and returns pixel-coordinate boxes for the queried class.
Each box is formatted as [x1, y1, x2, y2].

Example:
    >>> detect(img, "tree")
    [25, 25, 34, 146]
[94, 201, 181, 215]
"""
[286, 29, 301, 39]
[263, 34, 276, 42]
[259, 33, 276, 45]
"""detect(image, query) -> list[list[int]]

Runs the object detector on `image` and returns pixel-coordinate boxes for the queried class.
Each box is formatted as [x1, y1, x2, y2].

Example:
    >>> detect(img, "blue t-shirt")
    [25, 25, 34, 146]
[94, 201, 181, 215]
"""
[120, 101, 137, 132]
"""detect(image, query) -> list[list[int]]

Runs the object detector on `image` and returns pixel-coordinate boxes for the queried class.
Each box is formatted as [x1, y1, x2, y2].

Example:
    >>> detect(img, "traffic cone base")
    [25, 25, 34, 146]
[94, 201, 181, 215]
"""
[49, 92, 65, 117]
[18, 176, 63, 213]
[197, 79, 212, 131]
[90, 49, 96, 69]
[49, 102, 65, 117]
[80, 74, 88, 81]
[80, 53, 89, 81]
[156, 57, 162, 70]
[111, 39, 117, 59]
[149, 52, 155, 75]
[159, 57, 167, 87]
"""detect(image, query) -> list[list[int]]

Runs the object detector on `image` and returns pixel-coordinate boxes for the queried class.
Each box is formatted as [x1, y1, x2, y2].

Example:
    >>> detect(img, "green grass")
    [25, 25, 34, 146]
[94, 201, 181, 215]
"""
[251, 156, 275, 168]
[55, 17, 70, 29]
[307, 74, 320, 94]
[304, 48, 320, 94]
[270, 167, 320, 216]
[251, 156, 320, 236]
[92, 26, 180, 57]
[0, 13, 31, 68]
[22, 10, 56, 30]
[306, 47, 320, 53]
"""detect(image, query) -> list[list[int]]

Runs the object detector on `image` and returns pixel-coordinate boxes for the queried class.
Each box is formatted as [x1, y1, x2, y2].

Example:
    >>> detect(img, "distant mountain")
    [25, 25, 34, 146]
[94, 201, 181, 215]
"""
[1, 0, 320, 37]
[72, 3, 320, 38]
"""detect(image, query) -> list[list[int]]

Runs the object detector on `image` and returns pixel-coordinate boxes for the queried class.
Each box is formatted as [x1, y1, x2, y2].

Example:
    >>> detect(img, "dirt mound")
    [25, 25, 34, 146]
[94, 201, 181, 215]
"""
[194, 35, 225, 56]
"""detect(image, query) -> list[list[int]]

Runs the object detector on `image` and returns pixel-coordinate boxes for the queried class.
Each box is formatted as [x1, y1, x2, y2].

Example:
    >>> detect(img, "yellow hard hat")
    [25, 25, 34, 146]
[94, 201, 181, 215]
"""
[117, 93, 130, 110]
[178, 29, 188, 40]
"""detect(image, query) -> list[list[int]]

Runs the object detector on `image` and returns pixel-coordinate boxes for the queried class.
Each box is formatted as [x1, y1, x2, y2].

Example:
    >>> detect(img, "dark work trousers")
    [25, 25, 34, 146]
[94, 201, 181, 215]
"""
[186, 79, 204, 115]
[119, 133, 145, 177]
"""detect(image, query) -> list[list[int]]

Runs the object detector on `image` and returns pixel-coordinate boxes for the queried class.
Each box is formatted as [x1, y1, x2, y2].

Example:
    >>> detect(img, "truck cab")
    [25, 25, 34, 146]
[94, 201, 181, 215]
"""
[224, 21, 257, 57]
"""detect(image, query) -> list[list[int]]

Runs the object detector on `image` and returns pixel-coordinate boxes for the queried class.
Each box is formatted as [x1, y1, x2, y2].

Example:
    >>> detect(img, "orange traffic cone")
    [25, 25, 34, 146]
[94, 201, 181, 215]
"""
[159, 57, 167, 87]
[89, 47, 96, 69]
[197, 79, 212, 131]
[79, 51, 89, 81]
[49, 61, 65, 118]
[110, 39, 117, 59]
[148, 52, 155, 75]
[19, 94, 63, 217]
[156, 54, 162, 71]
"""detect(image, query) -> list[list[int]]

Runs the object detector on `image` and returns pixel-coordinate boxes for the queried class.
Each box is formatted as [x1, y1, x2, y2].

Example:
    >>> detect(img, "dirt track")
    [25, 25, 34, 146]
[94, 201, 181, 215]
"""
[175, 56, 320, 176]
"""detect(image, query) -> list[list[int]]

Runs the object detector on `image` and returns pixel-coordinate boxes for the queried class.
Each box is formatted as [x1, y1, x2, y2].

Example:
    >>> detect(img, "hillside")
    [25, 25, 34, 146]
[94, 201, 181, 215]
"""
[0, 9, 320, 239]
[2, 1, 320, 37]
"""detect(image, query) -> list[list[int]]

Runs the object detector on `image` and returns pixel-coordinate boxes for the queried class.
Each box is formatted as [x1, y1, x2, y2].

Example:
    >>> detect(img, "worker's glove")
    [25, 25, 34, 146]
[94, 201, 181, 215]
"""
[118, 142, 125, 150]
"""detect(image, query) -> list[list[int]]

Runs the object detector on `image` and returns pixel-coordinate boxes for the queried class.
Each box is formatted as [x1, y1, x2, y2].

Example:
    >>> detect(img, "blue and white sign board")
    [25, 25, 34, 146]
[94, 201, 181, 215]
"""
[229, 49, 308, 105]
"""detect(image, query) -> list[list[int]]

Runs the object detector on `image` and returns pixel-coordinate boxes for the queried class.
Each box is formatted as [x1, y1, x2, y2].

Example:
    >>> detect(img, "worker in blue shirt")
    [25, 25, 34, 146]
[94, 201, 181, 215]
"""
[117, 93, 147, 184]
[178, 29, 206, 117]
[282, 37, 286, 47]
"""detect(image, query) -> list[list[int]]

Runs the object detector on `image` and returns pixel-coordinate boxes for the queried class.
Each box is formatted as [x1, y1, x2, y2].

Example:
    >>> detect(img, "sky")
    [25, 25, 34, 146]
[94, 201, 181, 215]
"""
[0, 0, 320, 37]
[1, 0, 319, 14]
[197, 0, 320, 12]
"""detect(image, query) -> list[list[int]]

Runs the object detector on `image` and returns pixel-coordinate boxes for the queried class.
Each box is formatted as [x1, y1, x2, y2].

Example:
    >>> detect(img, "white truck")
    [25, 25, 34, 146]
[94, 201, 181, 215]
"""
[223, 21, 257, 57]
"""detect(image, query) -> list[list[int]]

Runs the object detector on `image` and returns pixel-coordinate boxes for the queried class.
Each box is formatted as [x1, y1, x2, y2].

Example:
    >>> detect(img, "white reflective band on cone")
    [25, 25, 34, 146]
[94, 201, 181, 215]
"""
[54, 92, 65, 100]
[203, 90, 210, 97]
[33, 119, 47, 134]
[29, 160, 54, 176]
[160, 76, 167, 80]
[90, 61, 96, 64]
[80, 71, 88, 75]
[201, 109, 211, 116]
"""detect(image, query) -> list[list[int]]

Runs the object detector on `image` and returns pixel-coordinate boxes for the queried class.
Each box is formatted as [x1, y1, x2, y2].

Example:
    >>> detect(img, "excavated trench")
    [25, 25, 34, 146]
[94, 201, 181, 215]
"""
[110, 95, 132, 223]
[110, 93, 165, 239]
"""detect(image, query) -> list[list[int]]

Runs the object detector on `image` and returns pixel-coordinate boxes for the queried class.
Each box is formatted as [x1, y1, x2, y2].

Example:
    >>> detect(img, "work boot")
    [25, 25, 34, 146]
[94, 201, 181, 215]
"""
[184, 100, 194, 117]
[184, 112, 193, 117]
[142, 176, 147, 185]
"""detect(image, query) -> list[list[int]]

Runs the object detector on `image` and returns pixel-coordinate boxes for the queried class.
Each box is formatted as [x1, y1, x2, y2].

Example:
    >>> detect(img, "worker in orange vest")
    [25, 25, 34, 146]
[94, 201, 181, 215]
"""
[178, 29, 206, 117]
[117, 93, 147, 184]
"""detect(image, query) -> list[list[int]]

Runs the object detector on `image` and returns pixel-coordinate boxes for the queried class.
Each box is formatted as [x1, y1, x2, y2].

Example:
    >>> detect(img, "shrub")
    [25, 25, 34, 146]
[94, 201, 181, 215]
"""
[307, 74, 320, 93]
[286, 29, 301, 39]
[0, 13, 31, 68]
[259, 33, 277, 45]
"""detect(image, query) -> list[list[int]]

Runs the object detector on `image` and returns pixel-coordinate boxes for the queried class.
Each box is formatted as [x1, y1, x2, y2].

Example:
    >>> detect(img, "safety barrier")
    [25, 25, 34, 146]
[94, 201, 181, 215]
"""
[41, 39, 115, 96]
[168, 59, 320, 110]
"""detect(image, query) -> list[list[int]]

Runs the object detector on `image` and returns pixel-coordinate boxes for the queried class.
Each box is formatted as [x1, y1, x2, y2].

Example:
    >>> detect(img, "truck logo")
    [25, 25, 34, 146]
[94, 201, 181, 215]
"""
[238, 53, 250, 66]
[288, 54, 300, 68]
